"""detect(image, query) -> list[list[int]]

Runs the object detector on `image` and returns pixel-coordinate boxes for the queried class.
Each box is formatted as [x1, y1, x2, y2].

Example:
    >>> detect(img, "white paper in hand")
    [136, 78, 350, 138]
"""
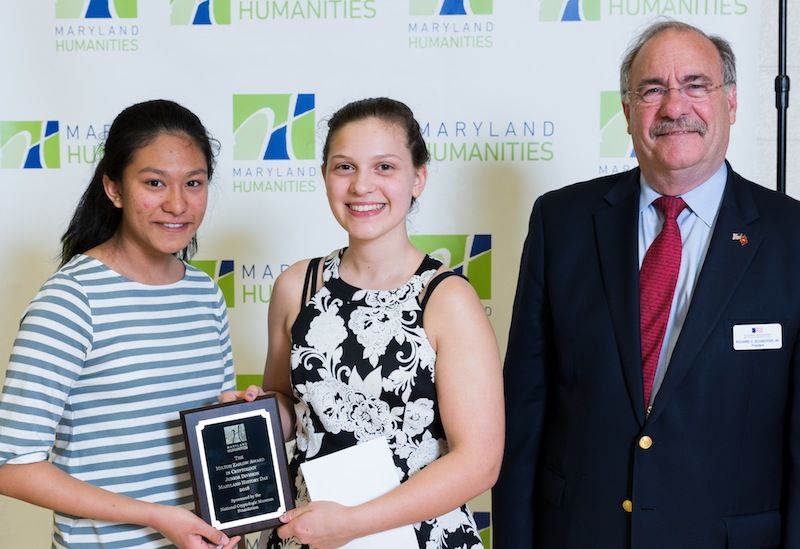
[299, 437, 418, 548]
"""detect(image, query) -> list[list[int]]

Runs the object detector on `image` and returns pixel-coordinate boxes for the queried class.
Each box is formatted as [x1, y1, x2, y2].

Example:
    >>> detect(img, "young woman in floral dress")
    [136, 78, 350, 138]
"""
[234, 97, 503, 549]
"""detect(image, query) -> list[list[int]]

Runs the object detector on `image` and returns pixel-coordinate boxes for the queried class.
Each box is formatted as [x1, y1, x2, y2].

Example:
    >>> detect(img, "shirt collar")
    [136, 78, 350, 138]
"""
[638, 163, 727, 228]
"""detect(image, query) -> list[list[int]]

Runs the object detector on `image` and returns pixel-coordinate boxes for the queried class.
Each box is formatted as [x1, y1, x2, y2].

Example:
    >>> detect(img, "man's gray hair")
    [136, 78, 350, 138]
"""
[620, 20, 737, 102]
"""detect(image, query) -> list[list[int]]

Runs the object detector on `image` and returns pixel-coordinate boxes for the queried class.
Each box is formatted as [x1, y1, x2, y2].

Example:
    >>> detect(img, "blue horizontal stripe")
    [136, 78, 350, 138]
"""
[41, 278, 90, 304]
[93, 299, 219, 316]
[91, 325, 217, 350]
[1, 384, 69, 409]
[4, 368, 73, 394]
[81, 352, 223, 381]
[70, 381, 221, 412]
[22, 307, 92, 344]
[56, 419, 181, 444]
[11, 339, 85, 368]
[0, 416, 55, 434]
[58, 450, 186, 476]
[63, 254, 104, 273]
[56, 434, 184, 460]
[0, 434, 48, 449]
[27, 294, 91, 327]
[93, 312, 218, 333]
[87, 286, 217, 300]
[0, 400, 62, 424]
[18, 322, 88, 352]
[70, 365, 224, 396]
[59, 394, 218, 428]
[7, 353, 82, 381]
[83, 340, 220, 369]
[77, 274, 133, 287]
[53, 526, 165, 548]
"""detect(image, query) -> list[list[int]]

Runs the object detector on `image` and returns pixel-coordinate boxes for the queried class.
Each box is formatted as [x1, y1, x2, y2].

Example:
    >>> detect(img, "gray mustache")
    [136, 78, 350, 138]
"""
[650, 118, 707, 138]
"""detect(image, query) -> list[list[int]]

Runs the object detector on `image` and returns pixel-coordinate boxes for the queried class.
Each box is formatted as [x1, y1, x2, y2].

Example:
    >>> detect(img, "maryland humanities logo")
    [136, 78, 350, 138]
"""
[5, 118, 112, 168]
[539, 0, 747, 20]
[0, 122, 60, 169]
[410, 0, 492, 15]
[55, 0, 137, 18]
[410, 234, 491, 300]
[408, 0, 494, 48]
[233, 94, 314, 161]
[191, 259, 290, 306]
[170, 0, 231, 25]
[224, 423, 248, 449]
[190, 260, 236, 308]
[54, 0, 140, 52]
[231, 94, 317, 193]
[422, 118, 555, 162]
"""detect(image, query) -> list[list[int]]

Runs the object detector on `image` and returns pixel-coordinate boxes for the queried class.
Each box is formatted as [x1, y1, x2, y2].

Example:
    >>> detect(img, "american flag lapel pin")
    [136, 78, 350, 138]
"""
[731, 233, 749, 246]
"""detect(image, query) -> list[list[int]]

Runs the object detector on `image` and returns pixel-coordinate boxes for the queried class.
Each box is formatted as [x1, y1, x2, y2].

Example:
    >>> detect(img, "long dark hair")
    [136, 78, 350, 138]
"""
[60, 99, 216, 266]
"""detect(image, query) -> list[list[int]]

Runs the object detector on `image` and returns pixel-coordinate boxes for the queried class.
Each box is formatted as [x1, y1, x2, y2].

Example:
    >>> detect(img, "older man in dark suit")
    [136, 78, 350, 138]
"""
[493, 20, 799, 549]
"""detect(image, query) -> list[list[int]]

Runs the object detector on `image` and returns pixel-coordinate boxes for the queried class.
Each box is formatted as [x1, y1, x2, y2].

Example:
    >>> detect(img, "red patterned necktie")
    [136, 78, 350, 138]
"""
[640, 196, 687, 410]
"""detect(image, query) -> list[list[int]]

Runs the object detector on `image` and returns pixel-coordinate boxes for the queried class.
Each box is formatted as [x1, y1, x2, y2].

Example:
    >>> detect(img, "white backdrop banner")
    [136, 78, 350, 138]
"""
[0, 1, 763, 546]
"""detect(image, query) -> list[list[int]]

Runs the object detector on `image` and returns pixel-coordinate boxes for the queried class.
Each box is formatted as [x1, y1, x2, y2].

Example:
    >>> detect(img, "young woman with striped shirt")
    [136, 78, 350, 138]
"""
[0, 99, 240, 549]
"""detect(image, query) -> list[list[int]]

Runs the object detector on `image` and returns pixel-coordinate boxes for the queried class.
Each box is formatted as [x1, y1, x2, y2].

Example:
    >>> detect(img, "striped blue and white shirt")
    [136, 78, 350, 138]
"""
[0, 255, 236, 548]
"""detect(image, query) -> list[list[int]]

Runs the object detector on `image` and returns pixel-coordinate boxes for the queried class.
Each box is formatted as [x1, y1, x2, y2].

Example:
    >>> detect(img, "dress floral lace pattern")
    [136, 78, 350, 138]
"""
[263, 249, 482, 549]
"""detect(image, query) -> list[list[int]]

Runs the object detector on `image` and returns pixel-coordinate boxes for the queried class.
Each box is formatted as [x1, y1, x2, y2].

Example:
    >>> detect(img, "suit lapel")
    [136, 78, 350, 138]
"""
[594, 171, 646, 426]
[648, 167, 762, 422]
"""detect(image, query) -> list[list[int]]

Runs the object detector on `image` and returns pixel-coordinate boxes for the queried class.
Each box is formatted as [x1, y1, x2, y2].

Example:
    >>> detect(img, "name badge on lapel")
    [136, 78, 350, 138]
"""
[732, 323, 782, 350]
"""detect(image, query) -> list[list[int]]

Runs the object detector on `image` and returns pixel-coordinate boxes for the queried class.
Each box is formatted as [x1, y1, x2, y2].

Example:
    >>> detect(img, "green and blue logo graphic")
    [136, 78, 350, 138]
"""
[190, 259, 235, 308]
[540, 0, 600, 21]
[410, 0, 492, 15]
[0, 121, 60, 169]
[410, 234, 491, 299]
[600, 91, 634, 158]
[475, 511, 492, 548]
[55, 0, 137, 19]
[170, 0, 231, 25]
[233, 94, 315, 161]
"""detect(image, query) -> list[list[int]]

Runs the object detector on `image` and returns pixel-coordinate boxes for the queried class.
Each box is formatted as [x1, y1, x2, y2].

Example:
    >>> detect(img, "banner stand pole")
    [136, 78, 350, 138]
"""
[775, 0, 790, 194]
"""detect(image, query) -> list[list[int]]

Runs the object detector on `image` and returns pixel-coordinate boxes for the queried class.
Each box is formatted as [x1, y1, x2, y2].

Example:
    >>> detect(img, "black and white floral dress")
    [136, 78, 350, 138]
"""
[263, 249, 482, 549]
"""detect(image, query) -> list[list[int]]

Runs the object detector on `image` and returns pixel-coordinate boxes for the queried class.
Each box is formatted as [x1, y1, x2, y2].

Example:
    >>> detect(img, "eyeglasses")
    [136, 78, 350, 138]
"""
[627, 82, 729, 104]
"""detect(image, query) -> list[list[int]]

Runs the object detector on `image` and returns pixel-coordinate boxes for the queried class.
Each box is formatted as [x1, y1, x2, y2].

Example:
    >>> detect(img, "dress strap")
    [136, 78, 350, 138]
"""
[420, 271, 468, 312]
[301, 257, 322, 308]
[416, 254, 443, 274]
